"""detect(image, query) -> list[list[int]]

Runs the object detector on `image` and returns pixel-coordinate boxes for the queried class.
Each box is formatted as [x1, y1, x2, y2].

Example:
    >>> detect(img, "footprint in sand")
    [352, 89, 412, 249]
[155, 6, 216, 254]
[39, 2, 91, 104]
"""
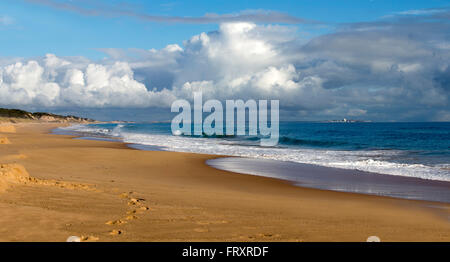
[119, 193, 150, 214]
[0, 137, 11, 144]
[127, 197, 146, 206]
[119, 192, 133, 199]
[125, 215, 138, 220]
[105, 219, 127, 226]
[126, 209, 137, 215]
[81, 235, 100, 242]
[103, 192, 151, 237]
[0, 163, 104, 241]
[109, 229, 123, 235]
[0, 163, 147, 241]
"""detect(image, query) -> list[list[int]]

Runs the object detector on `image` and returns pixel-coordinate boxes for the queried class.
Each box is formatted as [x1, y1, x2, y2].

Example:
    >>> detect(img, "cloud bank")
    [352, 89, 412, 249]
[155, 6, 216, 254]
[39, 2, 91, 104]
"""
[1, 9, 450, 121]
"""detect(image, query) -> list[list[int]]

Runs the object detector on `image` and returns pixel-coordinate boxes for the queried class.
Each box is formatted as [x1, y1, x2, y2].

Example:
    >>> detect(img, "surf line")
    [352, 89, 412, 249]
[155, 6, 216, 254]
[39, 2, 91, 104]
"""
[171, 92, 280, 146]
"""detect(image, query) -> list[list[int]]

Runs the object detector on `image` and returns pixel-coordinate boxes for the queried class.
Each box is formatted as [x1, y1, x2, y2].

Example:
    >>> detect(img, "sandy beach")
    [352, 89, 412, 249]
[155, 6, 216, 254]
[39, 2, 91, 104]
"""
[0, 122, 449, 242]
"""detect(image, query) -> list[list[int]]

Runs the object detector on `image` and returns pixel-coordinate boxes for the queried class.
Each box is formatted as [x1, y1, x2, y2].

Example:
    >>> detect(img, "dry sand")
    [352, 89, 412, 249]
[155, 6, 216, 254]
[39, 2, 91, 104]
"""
[0, 125, 16, 133]
[0, 123, 448, 242]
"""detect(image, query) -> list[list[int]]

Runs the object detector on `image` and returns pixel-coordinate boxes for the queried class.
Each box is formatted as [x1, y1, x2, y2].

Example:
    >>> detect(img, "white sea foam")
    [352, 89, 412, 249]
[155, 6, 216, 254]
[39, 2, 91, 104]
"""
[61, 124, 112, 135]
[61, 124, 450, 182]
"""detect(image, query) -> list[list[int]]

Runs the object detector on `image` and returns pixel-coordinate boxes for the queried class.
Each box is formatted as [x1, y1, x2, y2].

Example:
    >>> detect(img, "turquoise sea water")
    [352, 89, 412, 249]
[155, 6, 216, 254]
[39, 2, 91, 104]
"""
[59, 122, 450, 182]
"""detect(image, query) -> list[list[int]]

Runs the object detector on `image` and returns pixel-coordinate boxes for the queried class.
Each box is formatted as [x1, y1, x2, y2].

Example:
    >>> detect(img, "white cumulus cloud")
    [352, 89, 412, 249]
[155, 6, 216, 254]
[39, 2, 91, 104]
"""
[0, 15, 449, 121]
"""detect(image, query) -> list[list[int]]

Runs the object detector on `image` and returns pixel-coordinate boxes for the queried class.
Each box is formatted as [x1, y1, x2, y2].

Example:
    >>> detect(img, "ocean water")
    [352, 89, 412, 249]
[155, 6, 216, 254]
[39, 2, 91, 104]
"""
[58, 122, 450, 182]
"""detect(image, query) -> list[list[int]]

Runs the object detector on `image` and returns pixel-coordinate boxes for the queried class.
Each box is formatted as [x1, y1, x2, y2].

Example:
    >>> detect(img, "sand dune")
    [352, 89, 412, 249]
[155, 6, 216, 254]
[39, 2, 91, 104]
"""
[0, 164, 30, 192]
[0, 163, 98, 192]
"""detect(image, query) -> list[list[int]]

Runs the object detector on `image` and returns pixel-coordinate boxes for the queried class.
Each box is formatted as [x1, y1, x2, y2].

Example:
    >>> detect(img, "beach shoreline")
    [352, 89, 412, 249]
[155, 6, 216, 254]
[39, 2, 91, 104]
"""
[207, 157, 450, 203]
[55, 123, 450, 203]
[0, 122, 449, 241]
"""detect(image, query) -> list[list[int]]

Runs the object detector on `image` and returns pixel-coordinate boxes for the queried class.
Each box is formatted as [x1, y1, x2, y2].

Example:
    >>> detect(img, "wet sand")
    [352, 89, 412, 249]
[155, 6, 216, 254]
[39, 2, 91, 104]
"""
[0, 123, 449, 241]
[208, 157, 450, 203]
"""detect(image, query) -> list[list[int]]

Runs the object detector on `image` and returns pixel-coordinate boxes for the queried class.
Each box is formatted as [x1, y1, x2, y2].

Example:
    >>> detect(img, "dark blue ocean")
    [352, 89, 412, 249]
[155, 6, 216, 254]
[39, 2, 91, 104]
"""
[61, 122, 450, 181]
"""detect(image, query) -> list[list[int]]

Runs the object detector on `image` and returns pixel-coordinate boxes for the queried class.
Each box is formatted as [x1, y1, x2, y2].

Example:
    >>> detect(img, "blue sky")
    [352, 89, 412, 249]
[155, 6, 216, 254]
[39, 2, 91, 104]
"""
[0, 0, 449, 121]
[1, 0, 449, 59]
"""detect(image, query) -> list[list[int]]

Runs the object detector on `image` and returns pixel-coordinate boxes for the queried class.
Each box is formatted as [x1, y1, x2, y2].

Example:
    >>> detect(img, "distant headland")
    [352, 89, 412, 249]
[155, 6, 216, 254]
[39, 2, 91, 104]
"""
[0, 108, 95, 123]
